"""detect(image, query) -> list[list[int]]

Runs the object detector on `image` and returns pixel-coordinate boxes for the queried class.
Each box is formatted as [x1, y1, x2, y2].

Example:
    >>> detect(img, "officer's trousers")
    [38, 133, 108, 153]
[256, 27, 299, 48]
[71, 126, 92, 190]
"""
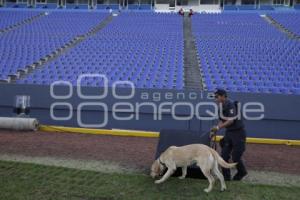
[220, 129, 247, 179]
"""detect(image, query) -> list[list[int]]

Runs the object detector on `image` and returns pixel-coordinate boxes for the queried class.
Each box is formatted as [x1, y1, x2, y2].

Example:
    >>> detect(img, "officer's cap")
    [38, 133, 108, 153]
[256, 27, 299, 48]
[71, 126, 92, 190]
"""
[214, 89, 227, 97]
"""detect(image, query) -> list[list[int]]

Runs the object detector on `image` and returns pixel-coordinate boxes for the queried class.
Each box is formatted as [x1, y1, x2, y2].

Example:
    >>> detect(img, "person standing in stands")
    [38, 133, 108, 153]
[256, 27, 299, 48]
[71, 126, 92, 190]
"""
[178, 8, 184, 16]
[210, 89, 248, 181]
[188, 9, 194, 17]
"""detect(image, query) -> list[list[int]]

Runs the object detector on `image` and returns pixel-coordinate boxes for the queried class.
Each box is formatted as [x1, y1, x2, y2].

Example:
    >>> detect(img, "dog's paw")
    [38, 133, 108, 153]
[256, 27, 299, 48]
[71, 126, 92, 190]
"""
[155, 180, 161, 184]
[178, 176, 185, 180]
[204, 188, 211, 193]
[220, 187, 226, 192]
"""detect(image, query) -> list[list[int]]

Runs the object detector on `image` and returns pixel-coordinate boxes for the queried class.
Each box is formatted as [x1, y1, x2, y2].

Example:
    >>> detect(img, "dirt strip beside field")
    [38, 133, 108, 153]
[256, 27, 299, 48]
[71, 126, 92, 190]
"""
[0, 130, 299, 174]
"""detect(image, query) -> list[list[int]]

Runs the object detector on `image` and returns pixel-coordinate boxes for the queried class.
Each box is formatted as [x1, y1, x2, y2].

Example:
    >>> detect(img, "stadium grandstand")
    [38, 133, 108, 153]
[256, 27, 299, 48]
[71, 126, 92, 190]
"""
[0, 0, 299, 138]
[0, 1, 299, 94]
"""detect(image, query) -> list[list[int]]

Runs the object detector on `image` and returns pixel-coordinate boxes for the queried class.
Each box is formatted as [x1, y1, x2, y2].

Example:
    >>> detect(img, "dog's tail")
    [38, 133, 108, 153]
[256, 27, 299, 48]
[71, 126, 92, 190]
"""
[210, 149, 237, 169]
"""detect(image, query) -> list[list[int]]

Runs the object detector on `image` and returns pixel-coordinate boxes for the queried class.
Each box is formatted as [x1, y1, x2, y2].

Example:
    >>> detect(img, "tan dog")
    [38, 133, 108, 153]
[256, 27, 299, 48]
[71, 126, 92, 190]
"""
[150, 144, 236, 193]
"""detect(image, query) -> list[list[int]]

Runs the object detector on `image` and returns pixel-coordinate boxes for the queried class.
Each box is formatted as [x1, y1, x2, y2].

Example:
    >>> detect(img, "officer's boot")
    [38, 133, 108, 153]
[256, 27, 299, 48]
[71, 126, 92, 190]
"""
[233, 160, 248, 181]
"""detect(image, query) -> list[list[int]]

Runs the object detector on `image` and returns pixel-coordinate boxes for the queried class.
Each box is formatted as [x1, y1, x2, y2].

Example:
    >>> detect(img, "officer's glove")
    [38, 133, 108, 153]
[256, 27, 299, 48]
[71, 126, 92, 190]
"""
[210, 125, 219, 133]
[209, 126, 219, 138]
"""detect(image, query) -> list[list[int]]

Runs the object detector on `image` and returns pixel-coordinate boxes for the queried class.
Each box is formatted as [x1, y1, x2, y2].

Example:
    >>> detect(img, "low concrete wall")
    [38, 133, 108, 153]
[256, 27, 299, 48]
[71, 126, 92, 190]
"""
[0, 83, 299, 140]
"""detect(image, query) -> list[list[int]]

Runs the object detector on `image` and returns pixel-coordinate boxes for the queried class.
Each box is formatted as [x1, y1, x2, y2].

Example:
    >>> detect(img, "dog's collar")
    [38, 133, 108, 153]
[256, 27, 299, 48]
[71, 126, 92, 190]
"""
[158, 158, 166, 167]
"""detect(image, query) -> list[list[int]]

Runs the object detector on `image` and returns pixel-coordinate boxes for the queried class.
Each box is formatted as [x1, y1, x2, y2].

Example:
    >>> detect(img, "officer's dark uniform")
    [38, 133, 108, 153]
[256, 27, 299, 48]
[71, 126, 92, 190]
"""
[219, 99, 247, 180]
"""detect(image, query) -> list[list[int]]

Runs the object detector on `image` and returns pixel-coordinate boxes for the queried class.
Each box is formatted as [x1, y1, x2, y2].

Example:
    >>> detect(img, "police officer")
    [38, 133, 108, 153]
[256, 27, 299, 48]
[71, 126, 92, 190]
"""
[211, 89, 248, 181]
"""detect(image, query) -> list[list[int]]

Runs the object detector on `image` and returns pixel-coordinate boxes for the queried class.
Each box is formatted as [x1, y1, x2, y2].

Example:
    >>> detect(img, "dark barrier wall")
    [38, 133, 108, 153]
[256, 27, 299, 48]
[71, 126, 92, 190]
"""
[0, 83, 299, 140]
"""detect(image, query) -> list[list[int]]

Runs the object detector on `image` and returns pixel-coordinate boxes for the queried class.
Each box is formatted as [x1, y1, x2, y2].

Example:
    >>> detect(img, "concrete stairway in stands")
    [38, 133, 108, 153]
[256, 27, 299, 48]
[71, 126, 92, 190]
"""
[183, 14, 203, 90]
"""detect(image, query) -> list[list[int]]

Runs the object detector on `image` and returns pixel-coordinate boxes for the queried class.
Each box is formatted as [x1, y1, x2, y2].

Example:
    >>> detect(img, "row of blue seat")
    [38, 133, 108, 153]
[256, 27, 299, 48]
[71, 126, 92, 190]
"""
[18, 12, 185, 89]
[0, 10, 109, 80]
[224, 4, 300, 11]
[192, 13, 300, 95]
[1, 10, 299, 95]
[1, 3, 152, 10]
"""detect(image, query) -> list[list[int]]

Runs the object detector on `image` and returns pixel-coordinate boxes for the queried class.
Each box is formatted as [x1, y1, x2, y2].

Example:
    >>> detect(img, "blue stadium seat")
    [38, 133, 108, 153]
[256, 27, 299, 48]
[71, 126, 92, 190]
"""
[11, 3, 27, 8]
[237, 5, 256, 10]
[97, 4, 110, 9]
[35, 3, 58, 9]
[259, 5, 274, 10]
[223, 5, 237, 10]
[75, 4, 89, 9]
[139, 4, 152, 10]
[128, 4, 139, 10]
[110, 4, 120, 10]
[47, 3, 58, 9]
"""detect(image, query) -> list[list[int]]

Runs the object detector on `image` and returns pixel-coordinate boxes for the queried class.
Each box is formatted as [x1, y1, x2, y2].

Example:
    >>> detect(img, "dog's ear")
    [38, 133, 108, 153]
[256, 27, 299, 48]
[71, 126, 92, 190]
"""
[150, 160, 161, 178]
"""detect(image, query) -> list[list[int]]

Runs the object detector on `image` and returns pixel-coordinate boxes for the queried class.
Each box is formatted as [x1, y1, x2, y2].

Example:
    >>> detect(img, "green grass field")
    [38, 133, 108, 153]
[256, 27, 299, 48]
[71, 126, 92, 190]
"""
[0, 160, 299, 200]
